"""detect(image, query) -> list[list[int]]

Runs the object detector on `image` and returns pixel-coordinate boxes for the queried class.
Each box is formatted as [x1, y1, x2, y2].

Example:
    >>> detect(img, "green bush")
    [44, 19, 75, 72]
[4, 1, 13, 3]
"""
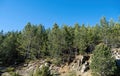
[33, 65, 52, 76]
[52, 58, 62, 66]
[9, 72, 21, 76]
[6, 67, 15, 72]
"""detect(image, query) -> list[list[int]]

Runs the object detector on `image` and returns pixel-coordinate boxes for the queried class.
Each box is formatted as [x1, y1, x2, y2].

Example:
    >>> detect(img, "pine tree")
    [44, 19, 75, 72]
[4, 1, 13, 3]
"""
[73, 23, 80, 49]
[48, 23, 62, 58]
[100, 17, 109, 45]
[35, 24, 48, 58]
[0, 32, 21, 66]
[90, 43, 117, 76]
[79, 24, 87, 54]
[17, 23, 37, 59]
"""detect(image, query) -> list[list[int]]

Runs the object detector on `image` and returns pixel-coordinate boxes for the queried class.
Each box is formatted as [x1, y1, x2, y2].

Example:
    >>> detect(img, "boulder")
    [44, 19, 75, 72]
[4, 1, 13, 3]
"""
[81, 64, 86, 73]
[81, 62, 89, 73]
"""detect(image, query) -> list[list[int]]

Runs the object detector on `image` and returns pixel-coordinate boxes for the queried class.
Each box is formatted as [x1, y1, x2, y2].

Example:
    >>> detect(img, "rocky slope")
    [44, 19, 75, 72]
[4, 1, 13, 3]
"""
[2, 47, 120, 76]
[1, 54, 92, 76]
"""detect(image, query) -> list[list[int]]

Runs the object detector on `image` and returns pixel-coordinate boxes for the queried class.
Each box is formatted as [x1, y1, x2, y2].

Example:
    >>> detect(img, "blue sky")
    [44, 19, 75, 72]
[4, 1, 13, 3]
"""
[0, 0, 120, 32]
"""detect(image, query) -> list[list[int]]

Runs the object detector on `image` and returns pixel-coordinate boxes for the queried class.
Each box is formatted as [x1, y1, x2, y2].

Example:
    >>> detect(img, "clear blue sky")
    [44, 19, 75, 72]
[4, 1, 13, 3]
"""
[0, 0, 120, 32]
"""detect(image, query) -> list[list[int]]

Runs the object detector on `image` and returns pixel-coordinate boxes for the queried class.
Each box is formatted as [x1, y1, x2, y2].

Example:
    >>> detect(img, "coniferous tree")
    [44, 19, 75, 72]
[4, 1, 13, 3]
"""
[48, 23, 62, 58]
[17, 23, 36, 59]
[0, 32, 21, 66]
[100, 17, 109, 45]
[90, 43, 117, 76]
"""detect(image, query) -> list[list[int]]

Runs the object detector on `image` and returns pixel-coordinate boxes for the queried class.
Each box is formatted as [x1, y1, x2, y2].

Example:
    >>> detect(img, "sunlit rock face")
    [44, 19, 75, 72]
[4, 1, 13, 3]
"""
[111, 48, 120, 66]
[69, 55, 90, 76]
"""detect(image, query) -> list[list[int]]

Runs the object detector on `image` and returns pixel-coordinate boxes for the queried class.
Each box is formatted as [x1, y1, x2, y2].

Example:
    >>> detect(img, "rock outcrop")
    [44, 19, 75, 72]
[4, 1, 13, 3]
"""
[111, 48, 120, 66]
[67, 55, 90, 76]
[1, 54, 91, 76]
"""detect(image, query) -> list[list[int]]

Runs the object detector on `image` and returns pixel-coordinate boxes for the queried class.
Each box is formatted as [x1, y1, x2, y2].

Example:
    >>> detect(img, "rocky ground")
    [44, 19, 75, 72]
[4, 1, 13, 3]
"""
[1, 54, 92, 76]
[59, 54, 91, 76]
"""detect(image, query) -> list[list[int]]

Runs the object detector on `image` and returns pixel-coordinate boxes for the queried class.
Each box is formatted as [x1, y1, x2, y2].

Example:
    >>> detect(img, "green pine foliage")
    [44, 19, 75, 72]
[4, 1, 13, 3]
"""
[90, 43, 117, 76]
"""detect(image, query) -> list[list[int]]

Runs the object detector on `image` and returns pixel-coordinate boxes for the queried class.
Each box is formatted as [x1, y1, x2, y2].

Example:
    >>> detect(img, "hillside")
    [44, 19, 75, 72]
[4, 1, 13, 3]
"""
[1, 46, 120, 76]
[0, 17, 120, 76]
[1, 54, 92, 76]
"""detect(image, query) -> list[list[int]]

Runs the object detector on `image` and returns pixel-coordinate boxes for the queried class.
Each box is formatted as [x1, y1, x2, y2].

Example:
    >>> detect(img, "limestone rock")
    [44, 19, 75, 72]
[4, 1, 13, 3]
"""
[81, 62, 89, 73]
